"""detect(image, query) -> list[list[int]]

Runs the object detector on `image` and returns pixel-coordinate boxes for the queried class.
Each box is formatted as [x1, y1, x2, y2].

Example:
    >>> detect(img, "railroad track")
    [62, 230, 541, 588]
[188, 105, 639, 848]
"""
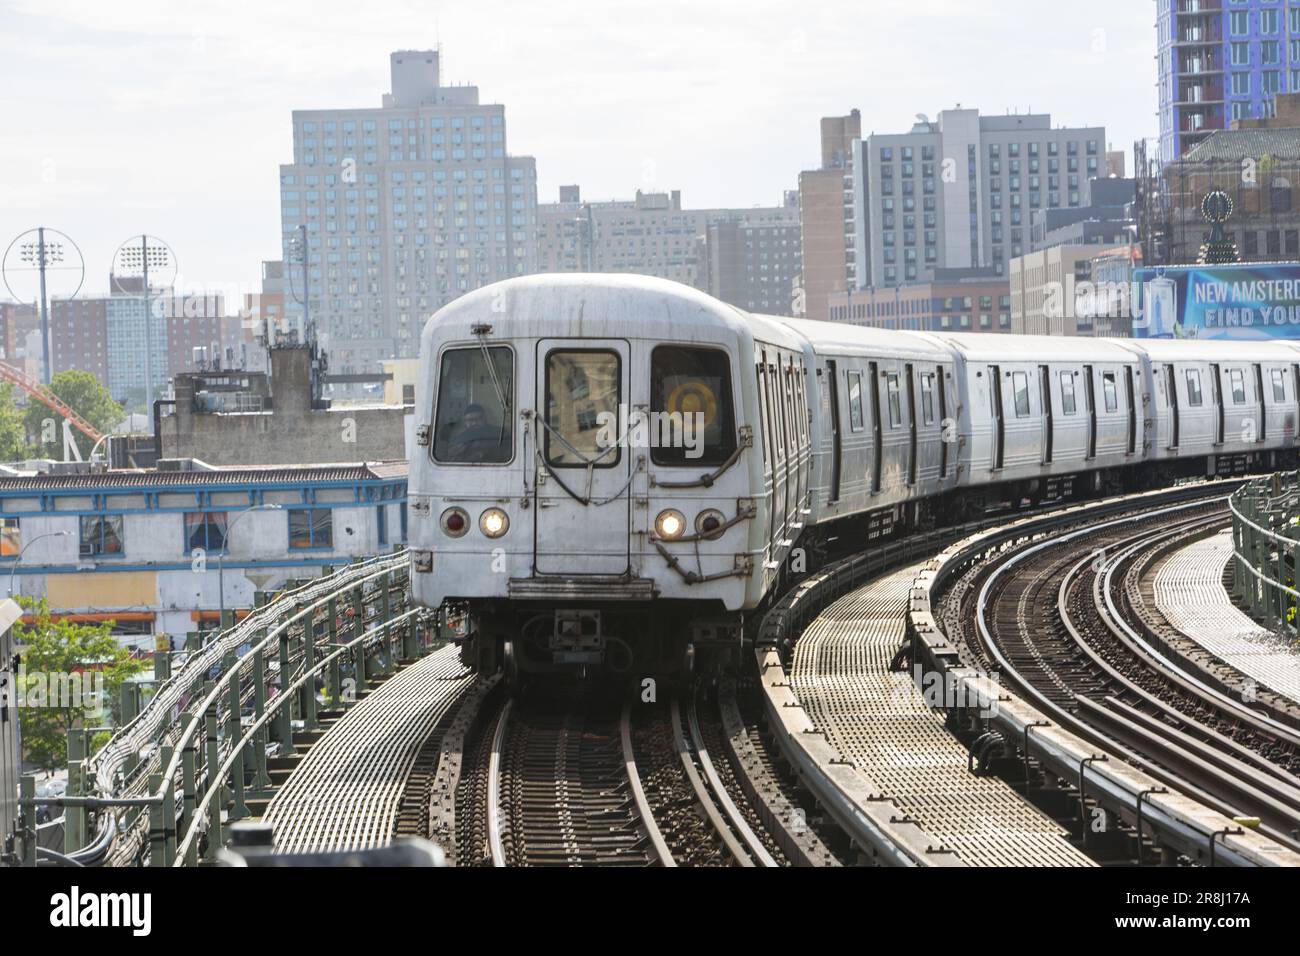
[938, 491, 1300, 853]
[475, 685, 810, 867]
[487, 694, 671, 866]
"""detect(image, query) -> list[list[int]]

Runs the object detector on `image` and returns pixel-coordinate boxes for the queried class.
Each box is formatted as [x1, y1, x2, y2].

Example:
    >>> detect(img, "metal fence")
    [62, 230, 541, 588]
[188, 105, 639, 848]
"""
[7, 549, 444, 867]
[1228, 472, 1300, 634]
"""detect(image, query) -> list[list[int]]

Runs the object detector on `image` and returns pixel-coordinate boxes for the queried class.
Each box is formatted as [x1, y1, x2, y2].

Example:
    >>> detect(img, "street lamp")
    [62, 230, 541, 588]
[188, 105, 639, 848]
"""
[8, 530, 73, 599]
[217, 505, 282, 629]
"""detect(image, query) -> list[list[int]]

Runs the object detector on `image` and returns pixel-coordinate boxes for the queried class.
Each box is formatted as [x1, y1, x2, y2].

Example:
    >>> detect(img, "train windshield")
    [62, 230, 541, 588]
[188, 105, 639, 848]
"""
[432, 346, 514, 464]
[544, 350, 621, 467]
[650, 346, 736, 467]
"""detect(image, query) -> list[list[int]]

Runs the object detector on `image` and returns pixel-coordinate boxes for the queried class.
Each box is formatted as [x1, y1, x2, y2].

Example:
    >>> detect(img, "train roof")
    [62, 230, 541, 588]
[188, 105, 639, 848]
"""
[421, 273, 811, 353]
[767, 316, 953, 359]
[1114, 338, 1300, 362]
[928, 332, 1141, 363]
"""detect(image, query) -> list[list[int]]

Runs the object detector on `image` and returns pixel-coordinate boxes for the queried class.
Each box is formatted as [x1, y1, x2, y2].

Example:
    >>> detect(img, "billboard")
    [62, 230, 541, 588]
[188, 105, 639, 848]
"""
[1134, 263, 1300, 340]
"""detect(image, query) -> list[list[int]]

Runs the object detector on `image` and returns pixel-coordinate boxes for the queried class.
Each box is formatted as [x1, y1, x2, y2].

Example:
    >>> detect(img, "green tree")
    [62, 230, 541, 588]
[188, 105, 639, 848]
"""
[0, 383, 29, 461]
[13, 598, 146, 771]
[24, 370, 125, 460]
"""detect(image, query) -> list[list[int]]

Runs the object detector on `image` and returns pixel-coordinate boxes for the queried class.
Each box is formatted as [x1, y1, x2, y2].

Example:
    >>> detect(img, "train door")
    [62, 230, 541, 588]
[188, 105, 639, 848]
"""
[937, 365, 949, 480]
[1083, 365, 1097, 459]
[905, 363, 917, 485]
[775, 353, 792, 540]
[533, 339, 631, 575]
[988, 365, 1004, 471]
[826, 360, 842, 503]
[1039, 364, 1053, 465]
[758, 356, 776, 550]
[869, 361, 883, 494]
[1293, 363, 1300, 443]
[1125, 366, 1137, 455]
[787, 359, 805, 519]
[1165, 364, 1179, 449]
[1211, 363, 1225, 444]
[1254, 364, 1266, 442]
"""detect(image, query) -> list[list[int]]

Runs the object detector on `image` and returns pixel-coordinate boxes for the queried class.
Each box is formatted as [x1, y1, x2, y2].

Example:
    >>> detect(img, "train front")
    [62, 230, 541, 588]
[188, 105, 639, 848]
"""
[408, 275, 764, 685]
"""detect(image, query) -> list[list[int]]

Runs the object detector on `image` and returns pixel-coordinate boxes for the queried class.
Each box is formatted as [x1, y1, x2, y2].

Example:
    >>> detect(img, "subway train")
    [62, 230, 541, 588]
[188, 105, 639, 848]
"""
[408, 273, 1300, 682]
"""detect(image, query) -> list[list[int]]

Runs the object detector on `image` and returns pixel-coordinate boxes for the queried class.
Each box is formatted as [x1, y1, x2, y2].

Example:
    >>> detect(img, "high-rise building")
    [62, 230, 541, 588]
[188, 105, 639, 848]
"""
[278, 50, 538, 376]
[50, 297, 109, 385]
[1157, 0, 1300, 162]
[798, 110, 861, 322]
[851, 109, 1105, 295]
[699, 193, 802, 314]
[534, 187, 798, 305]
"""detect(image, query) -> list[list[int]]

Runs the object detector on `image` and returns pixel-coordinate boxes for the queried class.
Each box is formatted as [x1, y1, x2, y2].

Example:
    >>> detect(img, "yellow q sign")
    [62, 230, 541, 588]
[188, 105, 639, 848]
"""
[667, 381, 718, 427]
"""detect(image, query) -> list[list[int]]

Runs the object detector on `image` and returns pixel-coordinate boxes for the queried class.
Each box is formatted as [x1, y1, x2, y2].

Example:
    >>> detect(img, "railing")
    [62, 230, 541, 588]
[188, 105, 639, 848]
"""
[11, 548, 443, 867]
[1228, 473, 1300, 634]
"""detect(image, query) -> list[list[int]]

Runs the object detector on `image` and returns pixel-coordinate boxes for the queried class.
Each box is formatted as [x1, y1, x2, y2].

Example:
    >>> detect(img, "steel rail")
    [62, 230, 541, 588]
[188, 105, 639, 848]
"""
[683, 696, 778, 867]
[621, 699, 676, 867]
[1097, 529, 1300, 749]
[486, 700, 512, 868]
[667, 697, 755, 866]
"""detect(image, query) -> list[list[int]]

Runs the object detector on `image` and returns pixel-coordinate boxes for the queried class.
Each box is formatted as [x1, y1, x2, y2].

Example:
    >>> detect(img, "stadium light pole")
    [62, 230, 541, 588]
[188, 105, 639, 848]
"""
[112, 235, 175, 419]
[4, 227, 85, 385]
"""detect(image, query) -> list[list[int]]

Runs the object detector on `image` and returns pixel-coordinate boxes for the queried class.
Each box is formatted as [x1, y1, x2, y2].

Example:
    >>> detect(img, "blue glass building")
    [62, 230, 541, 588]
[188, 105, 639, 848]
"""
[1159, 0, 1300, 162]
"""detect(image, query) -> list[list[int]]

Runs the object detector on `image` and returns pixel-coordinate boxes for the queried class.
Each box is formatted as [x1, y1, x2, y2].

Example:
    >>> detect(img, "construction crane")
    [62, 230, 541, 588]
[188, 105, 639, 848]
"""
[0, 361, 105, 443]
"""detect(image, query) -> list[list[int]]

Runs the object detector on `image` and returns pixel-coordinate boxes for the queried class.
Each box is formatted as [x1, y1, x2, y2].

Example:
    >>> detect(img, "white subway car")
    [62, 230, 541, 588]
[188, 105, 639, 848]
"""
[408, 275, 1299, 682]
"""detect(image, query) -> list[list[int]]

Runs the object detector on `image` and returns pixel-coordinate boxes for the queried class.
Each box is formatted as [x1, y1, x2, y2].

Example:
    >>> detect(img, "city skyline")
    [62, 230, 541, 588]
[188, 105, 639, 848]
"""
[2, 0, 1152, 301]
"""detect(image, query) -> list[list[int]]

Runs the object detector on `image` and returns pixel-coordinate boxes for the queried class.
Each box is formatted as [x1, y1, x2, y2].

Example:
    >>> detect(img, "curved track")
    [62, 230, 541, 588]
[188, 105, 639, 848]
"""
[947, 494, 1300, 853]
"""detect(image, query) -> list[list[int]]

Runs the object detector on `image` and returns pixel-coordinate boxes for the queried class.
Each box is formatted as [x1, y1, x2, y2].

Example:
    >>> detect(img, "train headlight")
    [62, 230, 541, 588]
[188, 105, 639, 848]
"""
[440, 507, 470, 538]
[654, 509, 687, 540]
[695, 509, 726, 539]
[479, 507, 509, 538]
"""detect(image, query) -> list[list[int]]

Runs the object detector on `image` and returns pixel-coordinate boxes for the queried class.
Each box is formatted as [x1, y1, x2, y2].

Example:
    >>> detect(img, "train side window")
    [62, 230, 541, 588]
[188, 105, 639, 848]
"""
[1229, 368, 1247, 405]
[1011, 371, 1031, 418]
[775, 357, 790, 458]
[1059, 371, 1077, 415]
[432, 345, 514, 464]
[847, 371, 865, 431]
[885, 372, 902, 427]
[1272, 368, 1287, 402]
[919, 372, 936, 425]
[1185, 369, 1203, 406]
[795, 363, 809, 445]
[767, 363, 783, 465]
[650, 345, 737, 466]
[1102, 371, 1118, 413]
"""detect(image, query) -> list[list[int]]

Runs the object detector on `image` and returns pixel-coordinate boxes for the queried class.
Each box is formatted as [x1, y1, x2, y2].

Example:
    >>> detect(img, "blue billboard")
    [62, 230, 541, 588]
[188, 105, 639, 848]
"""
[1135, 263, 1300, 340]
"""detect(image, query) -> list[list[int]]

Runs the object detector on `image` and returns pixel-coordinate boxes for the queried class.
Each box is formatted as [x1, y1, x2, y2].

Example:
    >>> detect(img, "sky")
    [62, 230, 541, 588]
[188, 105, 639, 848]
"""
[0, 0, 1156, 302]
